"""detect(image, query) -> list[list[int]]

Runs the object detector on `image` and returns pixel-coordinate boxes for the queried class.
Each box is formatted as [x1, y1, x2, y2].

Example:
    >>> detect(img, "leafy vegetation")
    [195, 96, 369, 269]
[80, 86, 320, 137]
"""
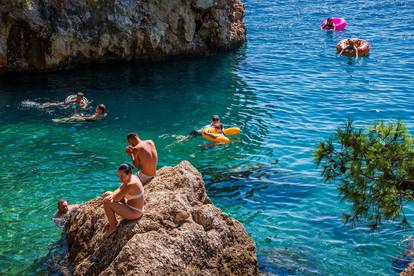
[314, 120, 414, 229]
[10, 0, 33, 8]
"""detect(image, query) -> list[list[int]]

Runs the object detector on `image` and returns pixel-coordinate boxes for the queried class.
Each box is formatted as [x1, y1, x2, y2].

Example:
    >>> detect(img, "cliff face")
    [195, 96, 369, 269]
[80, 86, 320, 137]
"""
[65, 161, 258, 275]
[0, 0, 246, 73]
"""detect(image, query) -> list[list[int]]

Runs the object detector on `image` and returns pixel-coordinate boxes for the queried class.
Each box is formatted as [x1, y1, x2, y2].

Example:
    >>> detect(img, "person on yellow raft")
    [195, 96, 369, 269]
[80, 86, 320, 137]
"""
[187, 115, 240, 143]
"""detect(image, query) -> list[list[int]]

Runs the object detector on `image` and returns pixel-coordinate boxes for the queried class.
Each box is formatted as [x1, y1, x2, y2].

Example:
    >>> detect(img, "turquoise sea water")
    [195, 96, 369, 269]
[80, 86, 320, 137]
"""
[1, 0, 414, 274]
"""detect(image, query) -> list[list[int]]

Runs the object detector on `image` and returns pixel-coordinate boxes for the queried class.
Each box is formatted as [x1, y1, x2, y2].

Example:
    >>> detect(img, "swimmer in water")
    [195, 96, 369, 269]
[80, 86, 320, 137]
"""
[202, 122, 224, 140]
[339, 39, 359, 58]
[180, 115, 224, 142]
[322, 17, 336, 30]
[52, 104, 106, 123]
[53, 199, 79, 228]
[41, 92, 88, 109]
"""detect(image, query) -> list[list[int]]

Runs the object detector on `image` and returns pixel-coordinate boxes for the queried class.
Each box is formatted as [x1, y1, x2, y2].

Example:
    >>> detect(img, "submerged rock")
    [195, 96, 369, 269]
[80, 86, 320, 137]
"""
[65, 161, 258, 275]
[0, 0, 245, 73]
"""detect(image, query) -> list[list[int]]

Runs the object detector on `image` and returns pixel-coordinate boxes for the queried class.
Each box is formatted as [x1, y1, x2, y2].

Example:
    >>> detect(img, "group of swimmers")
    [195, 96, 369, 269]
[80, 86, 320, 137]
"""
[37, 91, 107, 122]
[322, 17, 364, 58]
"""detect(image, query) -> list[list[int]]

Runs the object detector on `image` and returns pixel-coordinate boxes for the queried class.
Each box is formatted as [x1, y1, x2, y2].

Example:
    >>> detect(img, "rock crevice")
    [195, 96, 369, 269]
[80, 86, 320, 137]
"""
[65, 161, 258, 275]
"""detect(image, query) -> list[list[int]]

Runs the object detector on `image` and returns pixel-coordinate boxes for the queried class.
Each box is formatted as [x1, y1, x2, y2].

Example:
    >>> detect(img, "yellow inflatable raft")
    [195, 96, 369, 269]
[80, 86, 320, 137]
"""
[201, 127, 240, 143]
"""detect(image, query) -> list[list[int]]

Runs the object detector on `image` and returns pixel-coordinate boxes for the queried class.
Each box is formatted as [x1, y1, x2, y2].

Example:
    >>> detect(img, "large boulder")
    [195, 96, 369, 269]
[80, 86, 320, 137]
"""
[65, 161, 258, 275]
[0, 0, 246, 73]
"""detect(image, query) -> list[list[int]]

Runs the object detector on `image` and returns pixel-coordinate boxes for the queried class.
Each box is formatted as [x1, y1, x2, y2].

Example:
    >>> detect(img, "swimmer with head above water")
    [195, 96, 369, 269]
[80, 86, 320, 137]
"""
[202, 120, 225, 140]
[322, 17, 336, 30]
[41, 92, 88, 109]
[182, 115, 224, 141]
[339, 39, 359, 58]
[53, 199, 79, 228]
[52, 104, 106, 122]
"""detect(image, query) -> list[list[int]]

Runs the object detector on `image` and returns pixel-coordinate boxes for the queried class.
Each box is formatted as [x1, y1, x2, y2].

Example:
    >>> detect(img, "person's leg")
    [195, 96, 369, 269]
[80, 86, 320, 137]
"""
[42, 102, 64, 108]
[103, 198, 118, 237]
[103, 199, 142, 237]
[106, 201, 142, 220]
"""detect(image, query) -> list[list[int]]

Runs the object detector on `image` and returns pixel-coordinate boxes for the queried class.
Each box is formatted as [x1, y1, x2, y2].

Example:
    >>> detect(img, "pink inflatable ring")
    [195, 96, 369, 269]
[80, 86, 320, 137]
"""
[321, 17, 347, 31]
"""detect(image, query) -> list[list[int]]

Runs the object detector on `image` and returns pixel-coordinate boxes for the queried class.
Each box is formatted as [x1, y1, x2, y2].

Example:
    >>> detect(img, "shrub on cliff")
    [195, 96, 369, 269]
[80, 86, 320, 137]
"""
[315, 120, 414, 229]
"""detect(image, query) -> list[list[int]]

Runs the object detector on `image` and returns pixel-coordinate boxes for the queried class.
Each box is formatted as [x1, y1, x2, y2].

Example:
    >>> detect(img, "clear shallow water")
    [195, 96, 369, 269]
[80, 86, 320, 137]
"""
[1, 0, 414, 274]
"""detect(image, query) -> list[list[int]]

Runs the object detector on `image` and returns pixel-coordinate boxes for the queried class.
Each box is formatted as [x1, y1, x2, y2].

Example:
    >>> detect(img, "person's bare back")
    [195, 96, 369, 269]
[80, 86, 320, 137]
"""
[132, 140, 158, 176]
[126, 133, 158, 184]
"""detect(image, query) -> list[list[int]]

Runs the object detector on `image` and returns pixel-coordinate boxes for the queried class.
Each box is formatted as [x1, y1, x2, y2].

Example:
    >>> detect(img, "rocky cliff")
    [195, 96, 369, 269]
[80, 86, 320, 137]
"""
[65, 161, 258, 275]
[0, 0, 246, 73]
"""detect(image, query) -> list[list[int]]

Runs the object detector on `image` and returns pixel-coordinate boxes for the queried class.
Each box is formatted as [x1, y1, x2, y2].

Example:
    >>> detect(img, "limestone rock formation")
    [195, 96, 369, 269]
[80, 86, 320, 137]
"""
[0, 0, 246, 73]
[65, 161, 258, 275]
[402, 263, 414, 276]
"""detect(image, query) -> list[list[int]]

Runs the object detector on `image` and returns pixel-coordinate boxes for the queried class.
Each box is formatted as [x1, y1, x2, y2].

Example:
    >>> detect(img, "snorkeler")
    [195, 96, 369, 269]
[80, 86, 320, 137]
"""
[41, 92, 88, 109]
[52, 104, 106, 123]
[339, 39, 359, 58]
[125, 132, 158, 185]
[53, 199, 79, 228]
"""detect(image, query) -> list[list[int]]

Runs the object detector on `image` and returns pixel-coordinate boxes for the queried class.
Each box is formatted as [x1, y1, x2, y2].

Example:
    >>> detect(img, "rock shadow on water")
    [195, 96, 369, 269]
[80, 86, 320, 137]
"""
[25, 237, 71, 276]
[257, 247, 319, 276]
[202, 163, 315, 208]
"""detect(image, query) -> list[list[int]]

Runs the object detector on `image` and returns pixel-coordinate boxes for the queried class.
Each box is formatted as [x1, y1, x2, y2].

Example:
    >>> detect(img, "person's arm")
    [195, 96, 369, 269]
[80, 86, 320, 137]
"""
[333, 23, 336, 30]
[203, 132, 218, 139]
[102, 184, 122, 198]
[80, 98, 88, 109]
[131, 147, 143, 169]
[354, 46, 359, 58]
[53, 212, 65, 227]
[111, 183, 129, 202]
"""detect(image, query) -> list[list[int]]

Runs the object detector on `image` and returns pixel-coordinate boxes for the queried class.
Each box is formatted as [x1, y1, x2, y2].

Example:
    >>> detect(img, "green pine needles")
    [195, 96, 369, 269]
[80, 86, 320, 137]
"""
[315, 120, 414, 229]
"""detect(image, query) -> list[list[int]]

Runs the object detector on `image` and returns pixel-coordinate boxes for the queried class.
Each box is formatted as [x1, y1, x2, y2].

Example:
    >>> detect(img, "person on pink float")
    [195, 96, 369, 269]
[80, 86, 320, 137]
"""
[322, 17, 336, 30]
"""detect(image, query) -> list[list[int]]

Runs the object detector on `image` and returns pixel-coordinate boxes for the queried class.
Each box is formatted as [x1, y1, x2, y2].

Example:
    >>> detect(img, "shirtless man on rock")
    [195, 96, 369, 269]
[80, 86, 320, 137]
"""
[125, 132, 158, 185]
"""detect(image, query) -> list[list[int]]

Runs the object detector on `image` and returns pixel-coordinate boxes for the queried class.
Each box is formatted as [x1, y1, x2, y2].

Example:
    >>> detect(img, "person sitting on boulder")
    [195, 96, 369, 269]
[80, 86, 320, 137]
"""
[102, 163, 145, 237]
[53, 199, 79, 228]
[125, 132, 158, 185]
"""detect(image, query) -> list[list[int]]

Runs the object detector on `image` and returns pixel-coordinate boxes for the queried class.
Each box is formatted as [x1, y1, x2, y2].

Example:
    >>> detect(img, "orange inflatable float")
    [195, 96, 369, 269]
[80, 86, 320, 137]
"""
[336, 38, 370, 57]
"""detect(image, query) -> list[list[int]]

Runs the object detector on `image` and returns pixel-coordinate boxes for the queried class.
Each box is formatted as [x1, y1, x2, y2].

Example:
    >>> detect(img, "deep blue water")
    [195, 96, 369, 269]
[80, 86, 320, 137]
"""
[0, 0, 414, 275]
